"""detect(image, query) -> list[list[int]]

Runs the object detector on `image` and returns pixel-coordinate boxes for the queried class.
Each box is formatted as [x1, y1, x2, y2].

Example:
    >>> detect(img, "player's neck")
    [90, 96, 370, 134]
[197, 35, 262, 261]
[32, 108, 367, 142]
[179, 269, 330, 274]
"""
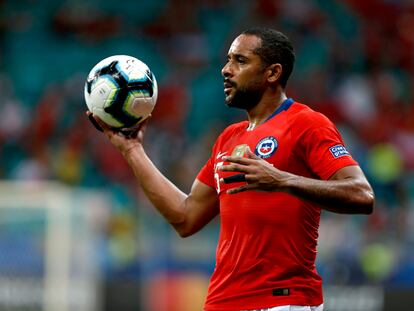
[246, 91, 287, 130]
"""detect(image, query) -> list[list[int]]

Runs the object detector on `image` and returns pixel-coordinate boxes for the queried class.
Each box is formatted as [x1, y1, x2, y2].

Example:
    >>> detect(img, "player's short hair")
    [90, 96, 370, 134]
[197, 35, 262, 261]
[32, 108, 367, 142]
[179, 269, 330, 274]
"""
[242, 28, 295, 88]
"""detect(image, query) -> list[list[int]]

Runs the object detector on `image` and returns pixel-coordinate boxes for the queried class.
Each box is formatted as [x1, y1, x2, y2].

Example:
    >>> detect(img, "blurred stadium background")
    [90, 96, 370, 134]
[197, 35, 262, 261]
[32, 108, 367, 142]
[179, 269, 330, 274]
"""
[0, 0, 413, 310]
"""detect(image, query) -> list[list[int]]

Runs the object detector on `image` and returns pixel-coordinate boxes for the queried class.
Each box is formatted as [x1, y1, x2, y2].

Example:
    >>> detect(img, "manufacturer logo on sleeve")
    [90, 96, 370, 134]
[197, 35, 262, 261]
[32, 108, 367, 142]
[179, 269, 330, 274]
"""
[255, 136, 278, 158]
[330, 145, 350, 158]
[216, 151, 227, 159]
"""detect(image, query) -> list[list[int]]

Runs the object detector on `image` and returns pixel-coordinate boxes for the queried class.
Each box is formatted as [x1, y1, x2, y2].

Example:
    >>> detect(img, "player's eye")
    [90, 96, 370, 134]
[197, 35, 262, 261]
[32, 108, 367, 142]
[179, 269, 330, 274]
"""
[236, 56, 247, 64]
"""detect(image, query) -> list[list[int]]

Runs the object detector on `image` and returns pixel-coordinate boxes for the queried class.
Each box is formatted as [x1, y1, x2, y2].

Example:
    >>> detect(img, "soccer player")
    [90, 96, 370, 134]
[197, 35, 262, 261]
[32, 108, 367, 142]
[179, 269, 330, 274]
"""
[88, 28, 374, 311]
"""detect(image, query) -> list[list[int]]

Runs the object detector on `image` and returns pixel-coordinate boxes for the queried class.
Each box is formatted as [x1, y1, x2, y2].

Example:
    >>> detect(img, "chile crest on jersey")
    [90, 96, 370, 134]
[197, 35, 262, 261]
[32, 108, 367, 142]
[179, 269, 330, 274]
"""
[255, 136, 278, 158]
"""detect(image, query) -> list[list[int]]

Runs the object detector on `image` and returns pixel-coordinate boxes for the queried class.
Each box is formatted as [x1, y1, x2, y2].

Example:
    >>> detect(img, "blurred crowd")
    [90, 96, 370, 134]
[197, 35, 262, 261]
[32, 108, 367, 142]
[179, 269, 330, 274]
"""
[0, 0, 414, 292]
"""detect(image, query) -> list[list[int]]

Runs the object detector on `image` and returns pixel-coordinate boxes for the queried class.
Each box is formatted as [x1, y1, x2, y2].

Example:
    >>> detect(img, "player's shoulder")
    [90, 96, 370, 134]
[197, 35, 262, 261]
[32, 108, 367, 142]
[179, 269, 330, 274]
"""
[289, 101, 334, 129]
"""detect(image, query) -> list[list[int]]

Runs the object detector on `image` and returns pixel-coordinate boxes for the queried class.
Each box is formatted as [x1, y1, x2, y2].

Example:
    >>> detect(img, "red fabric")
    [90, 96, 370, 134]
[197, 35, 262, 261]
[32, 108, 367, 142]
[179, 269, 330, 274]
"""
[197, 101, 357, 310]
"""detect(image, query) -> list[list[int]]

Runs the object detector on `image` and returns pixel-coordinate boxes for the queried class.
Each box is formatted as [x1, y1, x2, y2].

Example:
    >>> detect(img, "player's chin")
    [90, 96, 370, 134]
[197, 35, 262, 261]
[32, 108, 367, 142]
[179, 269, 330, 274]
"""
[224, 94, 234, 106]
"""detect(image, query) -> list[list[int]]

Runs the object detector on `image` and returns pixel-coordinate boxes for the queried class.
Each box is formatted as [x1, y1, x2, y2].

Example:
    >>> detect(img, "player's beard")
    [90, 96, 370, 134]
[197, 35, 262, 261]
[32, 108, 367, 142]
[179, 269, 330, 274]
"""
[225, 80, 264, 110]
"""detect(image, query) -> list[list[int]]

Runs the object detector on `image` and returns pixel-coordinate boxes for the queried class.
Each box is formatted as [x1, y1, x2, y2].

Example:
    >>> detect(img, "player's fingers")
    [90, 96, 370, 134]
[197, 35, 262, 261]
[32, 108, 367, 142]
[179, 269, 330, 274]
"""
[118, 115, 153, 138]
[221, 173, 258, 184]
[86, 111, 104, 132]
[227, 183, 256, 194]
[246, 147, 261, 160]
[219, 163, 249, 173]
[222, 156, 253, 165]
[220, 173, 246, 184]
[244, 174, 257, 183]
[129, 117, 151, 139]
[86, 111, 116, 134]
[138, 116, 151, 132]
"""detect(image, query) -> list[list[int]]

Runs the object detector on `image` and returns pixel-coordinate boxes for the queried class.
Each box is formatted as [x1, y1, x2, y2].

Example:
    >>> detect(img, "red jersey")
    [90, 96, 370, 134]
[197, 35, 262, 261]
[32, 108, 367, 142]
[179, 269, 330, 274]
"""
[197, 99, 357, 310]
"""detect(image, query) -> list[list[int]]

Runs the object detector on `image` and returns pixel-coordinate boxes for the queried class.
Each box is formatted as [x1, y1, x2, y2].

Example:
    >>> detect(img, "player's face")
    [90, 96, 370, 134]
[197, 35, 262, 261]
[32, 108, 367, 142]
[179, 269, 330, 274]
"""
[221, 35, 267, 110]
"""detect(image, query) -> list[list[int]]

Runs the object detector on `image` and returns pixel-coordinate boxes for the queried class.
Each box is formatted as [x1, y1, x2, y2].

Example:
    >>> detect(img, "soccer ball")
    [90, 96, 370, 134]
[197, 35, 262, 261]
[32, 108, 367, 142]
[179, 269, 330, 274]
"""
[84, 55, 158, 130]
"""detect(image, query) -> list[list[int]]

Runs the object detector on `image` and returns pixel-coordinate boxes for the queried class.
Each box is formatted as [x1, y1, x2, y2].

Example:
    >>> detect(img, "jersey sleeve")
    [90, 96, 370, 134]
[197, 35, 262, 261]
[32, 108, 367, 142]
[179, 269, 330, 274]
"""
[196, 122, 246, 189]
[197, 154, 216, 188]
[196, 131, 222, 189]
[295, 111, 358, 180]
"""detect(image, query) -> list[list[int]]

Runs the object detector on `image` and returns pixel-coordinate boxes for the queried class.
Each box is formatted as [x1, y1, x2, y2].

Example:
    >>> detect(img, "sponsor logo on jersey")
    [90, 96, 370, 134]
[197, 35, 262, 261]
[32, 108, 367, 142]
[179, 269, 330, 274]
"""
[232, 144, 248, 157]
[330, 144, 350, 158]
[255, 136, 278, 158]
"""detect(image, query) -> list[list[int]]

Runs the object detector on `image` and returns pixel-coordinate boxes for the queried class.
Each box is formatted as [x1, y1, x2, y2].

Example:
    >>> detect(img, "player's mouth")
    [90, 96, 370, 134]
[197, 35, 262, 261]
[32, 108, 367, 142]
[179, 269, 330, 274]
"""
[224, 80, 235, 94]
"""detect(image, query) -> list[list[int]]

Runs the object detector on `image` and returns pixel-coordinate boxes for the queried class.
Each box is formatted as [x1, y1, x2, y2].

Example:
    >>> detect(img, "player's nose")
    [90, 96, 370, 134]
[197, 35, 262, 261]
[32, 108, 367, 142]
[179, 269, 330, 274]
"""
[221, 62, 232, 78]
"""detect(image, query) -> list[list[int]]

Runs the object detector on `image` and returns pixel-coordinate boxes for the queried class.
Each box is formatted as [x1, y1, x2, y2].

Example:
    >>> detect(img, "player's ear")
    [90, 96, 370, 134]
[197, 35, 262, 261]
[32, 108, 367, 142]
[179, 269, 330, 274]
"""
[266, 63, 282, 83]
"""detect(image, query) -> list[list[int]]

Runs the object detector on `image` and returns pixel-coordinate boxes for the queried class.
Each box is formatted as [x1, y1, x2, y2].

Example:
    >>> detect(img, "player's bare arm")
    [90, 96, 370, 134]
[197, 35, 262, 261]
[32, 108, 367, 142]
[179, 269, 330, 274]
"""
[219, 147, 374, 214]
[87, 112, 220, 237]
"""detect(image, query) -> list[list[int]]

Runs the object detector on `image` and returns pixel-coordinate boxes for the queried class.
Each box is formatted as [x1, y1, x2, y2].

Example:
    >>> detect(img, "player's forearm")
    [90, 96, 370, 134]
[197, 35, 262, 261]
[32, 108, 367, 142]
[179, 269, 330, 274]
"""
[283, 174, 374, 214]
[122, 145, 189, 227]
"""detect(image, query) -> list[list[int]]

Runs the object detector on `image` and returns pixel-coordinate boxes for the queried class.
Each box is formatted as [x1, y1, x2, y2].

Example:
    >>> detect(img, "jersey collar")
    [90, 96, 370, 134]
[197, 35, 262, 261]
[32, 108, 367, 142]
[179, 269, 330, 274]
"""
[264, 98, 294, 122]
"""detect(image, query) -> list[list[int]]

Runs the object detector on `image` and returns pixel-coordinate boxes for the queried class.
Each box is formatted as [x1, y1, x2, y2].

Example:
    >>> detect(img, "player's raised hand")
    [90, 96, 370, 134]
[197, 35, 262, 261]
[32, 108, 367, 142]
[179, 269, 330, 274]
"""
[86, 111, 150, 156]
[219, 147, 292, 194]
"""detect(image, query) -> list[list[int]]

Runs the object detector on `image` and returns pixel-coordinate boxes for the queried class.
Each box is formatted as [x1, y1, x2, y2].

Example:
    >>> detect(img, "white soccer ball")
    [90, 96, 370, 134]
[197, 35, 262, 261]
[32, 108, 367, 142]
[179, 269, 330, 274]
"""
[84, 55, 158, 129]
